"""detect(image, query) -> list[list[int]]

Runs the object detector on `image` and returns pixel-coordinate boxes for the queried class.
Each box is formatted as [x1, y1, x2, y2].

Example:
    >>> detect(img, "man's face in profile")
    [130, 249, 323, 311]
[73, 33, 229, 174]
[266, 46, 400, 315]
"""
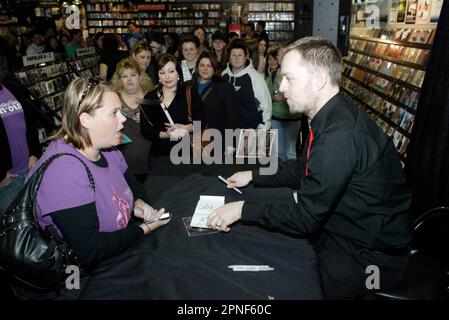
[279, 51, 316, 115]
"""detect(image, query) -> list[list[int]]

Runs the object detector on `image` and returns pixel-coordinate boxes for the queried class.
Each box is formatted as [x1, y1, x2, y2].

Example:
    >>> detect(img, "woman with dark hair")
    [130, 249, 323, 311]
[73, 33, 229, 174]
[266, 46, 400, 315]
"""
[99, 34, 128, 81]
[140, 54, 205, 158]
[252, 37, 268, 76]
[193, 52, 239, 154]
[192, 26, 209, 54]
[164, 32, 180, 57]
[179, 35, 200, 83]
[210, 31, 229, 72]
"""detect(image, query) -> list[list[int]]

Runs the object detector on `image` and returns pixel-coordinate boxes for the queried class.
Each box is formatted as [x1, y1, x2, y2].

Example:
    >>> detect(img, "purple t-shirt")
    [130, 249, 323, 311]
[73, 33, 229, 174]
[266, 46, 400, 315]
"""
[0, 87, 29, 174]
[27, 139, 133, 234]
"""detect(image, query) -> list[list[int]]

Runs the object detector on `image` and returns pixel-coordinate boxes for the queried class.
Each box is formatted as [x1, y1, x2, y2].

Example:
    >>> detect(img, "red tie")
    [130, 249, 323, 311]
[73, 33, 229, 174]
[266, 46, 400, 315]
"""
[305, 129, 314, 176]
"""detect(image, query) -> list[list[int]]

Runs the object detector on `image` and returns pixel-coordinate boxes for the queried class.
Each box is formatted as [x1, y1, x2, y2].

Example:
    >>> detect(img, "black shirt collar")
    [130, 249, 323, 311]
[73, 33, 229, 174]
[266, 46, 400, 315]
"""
[309, 92, 342, 134]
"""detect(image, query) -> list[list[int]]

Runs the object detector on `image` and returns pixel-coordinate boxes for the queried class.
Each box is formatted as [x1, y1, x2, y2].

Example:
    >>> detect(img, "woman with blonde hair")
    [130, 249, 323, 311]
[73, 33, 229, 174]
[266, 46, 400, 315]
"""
[24, 78, 169, 293]
[111, 58, 153, 181]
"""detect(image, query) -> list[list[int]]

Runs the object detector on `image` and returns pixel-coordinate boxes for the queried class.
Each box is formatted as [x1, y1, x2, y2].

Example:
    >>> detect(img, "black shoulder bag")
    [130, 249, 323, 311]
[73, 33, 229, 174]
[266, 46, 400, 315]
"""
[0, 153, 95, 291]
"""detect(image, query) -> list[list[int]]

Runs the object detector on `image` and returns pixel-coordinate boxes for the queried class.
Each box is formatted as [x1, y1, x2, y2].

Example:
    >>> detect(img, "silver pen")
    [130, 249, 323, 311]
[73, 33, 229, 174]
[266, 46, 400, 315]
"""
[218, 175, 243, 194]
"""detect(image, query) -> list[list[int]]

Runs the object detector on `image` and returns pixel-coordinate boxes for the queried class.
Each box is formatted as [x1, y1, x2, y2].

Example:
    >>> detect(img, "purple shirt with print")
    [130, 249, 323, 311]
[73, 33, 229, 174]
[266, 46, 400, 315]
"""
[0, 87, 29, 174]
[27, 139, 133, 235]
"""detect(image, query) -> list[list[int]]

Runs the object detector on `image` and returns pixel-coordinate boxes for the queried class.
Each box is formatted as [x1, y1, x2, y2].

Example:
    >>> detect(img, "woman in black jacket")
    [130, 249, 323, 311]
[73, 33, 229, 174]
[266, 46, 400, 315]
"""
[140, 54, 205, 159]
[192, 52, 239, 155]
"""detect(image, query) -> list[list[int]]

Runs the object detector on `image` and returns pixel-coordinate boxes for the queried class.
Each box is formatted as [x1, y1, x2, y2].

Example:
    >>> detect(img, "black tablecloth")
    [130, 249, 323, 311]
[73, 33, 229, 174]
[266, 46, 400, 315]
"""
[78, 174, 323, 299]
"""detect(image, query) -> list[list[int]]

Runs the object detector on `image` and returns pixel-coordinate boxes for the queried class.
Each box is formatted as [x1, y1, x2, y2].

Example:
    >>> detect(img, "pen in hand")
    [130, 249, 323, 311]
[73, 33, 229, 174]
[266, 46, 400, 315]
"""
[218, 175, 243, 194]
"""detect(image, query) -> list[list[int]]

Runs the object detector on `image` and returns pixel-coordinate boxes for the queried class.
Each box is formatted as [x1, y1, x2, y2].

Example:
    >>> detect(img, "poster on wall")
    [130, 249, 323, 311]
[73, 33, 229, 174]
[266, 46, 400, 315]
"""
[405, 0, 418, 24]
[430, 0, 443, 23]
[416, 0, 431, 24]
[390, 0, 400, 23]
[396, 0, 407, 23]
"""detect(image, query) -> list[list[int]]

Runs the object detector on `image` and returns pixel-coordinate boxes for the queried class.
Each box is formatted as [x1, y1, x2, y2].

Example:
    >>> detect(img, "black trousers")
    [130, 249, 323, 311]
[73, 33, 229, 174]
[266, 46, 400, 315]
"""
[313, 231, 410, 300]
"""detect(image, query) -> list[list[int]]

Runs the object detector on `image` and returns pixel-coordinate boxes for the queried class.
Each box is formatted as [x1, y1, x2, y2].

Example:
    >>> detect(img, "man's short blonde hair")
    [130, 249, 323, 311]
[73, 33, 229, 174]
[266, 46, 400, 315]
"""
[284, 36, 343, 86]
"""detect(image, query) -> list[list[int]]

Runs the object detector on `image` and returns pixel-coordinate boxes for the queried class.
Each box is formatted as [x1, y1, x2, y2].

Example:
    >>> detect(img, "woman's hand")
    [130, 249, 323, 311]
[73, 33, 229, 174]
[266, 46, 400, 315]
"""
[133, 199, 162, 223]
[0, 173, 18, 188]
[28, 155, 38, 170]
[165, 123, 190, 132]
[165, 123, 189, 140]
[139, 216, 171, 235]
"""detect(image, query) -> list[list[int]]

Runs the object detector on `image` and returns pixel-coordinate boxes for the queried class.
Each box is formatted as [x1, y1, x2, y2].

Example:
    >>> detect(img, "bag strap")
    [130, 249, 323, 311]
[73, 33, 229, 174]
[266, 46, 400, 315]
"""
[186, 84, 192, 121]
[31, 153, 95, 195]
[201, 85, 213, 101]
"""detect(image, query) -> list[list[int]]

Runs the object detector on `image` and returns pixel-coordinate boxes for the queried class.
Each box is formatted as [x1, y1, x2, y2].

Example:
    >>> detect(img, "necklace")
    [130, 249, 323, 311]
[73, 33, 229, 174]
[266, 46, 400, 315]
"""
[121, 90, 142, 108]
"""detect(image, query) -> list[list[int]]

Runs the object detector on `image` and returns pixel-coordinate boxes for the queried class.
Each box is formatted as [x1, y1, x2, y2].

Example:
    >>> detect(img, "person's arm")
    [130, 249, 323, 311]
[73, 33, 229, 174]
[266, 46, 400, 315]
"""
[50, 202, 144, 269]
[140, 103, 162, 141]
[190, 85, 206, 129]
[99, 63, 108, 81]
[251, 157, 305, 189]
[252, 71, 272, 129]
[223, 82, 240, 130]
[124, 169, 151, 204]
[242, 130, 357, 235]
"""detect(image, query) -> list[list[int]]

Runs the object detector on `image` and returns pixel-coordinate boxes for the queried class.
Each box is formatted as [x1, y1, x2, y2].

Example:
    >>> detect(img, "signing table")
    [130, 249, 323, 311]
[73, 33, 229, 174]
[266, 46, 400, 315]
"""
[78, 172, 323, 299]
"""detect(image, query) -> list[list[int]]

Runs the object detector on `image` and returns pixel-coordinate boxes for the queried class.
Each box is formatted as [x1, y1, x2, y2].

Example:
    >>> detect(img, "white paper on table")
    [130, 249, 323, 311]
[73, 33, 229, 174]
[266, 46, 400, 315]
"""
[190, 195, 225, 228]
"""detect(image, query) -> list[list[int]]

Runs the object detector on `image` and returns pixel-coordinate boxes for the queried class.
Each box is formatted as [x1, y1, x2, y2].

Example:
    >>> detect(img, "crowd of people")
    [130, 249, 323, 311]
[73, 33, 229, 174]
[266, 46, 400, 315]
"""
[0, 20, 413, 300]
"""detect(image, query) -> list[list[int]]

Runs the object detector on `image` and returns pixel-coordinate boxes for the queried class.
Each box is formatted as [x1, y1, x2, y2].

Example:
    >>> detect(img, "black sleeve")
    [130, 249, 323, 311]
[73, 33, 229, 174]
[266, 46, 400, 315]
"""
[224, 82, 240, 130]
[140, 100, 162, 142]
[124, 169, 151, 203]
[190, 86, 206, 128]
[3, 79, 43, 158]
[251, 158, 305, 189]
[50, 202, 144, 269]
[242, 130, 357, 236]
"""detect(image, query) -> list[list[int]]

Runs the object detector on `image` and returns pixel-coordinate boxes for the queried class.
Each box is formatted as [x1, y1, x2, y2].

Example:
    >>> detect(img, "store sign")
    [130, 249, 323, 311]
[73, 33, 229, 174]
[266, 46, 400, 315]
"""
[76, 47, 96, 57]
[22, 52, 55, 67]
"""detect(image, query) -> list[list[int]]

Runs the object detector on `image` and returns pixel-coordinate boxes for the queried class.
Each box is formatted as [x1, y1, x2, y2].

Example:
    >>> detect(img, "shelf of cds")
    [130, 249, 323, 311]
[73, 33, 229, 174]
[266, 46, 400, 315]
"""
[86, 1, 221, 36]
[247, 1, 295, 43]
[341, 26, 436, 163]
[13, 51, 100, 144]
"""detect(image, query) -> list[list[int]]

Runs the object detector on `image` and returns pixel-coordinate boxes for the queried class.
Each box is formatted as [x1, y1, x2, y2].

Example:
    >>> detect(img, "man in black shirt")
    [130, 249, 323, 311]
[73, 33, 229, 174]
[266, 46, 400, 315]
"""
[207, 37, 412, 299]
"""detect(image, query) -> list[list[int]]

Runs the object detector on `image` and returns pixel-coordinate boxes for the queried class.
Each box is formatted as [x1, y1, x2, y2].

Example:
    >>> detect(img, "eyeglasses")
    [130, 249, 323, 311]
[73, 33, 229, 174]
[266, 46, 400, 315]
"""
[79, 77, 100, 107]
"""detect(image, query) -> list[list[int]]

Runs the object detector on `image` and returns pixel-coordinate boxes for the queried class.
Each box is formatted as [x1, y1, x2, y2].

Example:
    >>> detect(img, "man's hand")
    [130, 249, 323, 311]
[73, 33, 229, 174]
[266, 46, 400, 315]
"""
[227, 171, 252, 189]
[207, 201, 244, 232]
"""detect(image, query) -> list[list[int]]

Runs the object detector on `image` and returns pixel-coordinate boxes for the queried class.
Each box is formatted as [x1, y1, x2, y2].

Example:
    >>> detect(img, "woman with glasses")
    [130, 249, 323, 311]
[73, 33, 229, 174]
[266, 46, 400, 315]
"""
[111, 58, 154, 182]
[26, 77, 170, 280]
[140, 54, 205, 159]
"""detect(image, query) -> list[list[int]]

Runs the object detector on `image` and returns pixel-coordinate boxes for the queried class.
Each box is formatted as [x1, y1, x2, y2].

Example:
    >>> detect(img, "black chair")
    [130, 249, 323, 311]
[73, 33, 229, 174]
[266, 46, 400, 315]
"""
[366, 206, 449, 300]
